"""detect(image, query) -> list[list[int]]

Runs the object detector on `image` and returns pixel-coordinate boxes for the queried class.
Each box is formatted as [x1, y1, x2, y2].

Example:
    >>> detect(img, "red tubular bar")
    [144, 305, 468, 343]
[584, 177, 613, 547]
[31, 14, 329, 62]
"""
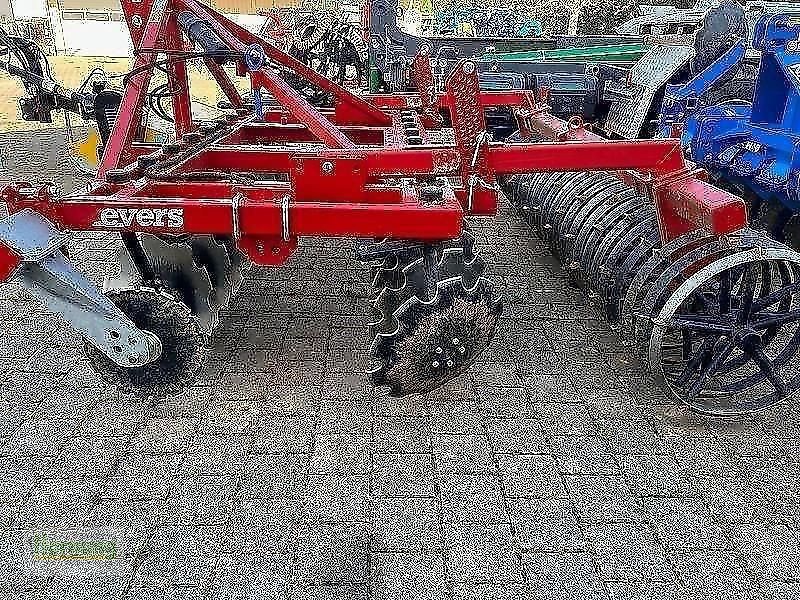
[487, 140, 686, 175]
[203, 57, 244, 108]
[164, 17, 192, 137]
[520, 109, 748, 241]
[184, 141, 693, 182]
[98, 0, 170, 177]
[0, 243, 20, 282]
[250, 71, 355, 148]
[3, 187, 462, 241]
[177, 0, 392, 127]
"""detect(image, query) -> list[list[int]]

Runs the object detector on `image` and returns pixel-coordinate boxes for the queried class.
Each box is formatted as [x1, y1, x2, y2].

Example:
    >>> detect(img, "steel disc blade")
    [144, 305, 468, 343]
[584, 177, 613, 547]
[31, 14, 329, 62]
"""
[190, 235, 235, 314]
[138, 234, 217, 333]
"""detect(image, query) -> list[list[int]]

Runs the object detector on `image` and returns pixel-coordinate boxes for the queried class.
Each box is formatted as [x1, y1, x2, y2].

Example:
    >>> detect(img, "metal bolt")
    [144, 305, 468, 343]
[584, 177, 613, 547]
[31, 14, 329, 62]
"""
[321, 161, 334, 174]
[432, 360, 440, 368]
[462, 61, 476, 74]
[452, 338, 460, 345]
[459, 346, 466, 354]
[435, 347, 443, 354]
[447, 359, 454, 367]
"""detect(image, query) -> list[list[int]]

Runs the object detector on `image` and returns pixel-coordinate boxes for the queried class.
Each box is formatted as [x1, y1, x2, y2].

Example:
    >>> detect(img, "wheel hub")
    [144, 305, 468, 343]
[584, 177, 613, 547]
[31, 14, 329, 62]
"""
[84, 288, 207, 399]
[364, 233, 502, 397]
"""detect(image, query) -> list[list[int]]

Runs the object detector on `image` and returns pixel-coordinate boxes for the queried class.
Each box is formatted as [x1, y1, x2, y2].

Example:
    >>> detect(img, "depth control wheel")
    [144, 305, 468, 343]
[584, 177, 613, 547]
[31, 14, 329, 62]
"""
[84, 288, 207, 399]
[371, 277, 501, 396]
[365, 233, 502, 397]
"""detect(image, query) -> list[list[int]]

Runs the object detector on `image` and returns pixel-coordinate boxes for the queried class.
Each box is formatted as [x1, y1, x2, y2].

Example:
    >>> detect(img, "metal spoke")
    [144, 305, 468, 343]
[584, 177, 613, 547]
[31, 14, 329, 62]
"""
[685, 340, 735, 401]
[737, 265, 757, 324]
[691, 289, 716, 312]
[674, 334, 720, 388]
[719, 268, 732, 314]
[752, 309, 800, 330]
[682, 330, 692, 361]
[745, 343, 789, 398]
[670, 314, 732, 336]
[751, 282, 800, 312]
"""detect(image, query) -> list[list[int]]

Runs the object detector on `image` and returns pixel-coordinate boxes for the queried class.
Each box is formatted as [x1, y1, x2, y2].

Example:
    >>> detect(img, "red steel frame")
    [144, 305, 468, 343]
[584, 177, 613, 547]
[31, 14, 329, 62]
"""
[0, 0, 748, 269]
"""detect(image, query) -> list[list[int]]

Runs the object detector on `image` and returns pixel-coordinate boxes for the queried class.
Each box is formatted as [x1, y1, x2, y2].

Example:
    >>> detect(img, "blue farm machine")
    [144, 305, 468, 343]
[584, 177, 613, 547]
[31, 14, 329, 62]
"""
[676, 14, 800, 250]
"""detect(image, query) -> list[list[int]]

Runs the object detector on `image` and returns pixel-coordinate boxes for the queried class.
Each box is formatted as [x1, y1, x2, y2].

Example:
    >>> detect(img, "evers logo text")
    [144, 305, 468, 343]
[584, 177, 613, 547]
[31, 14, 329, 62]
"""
[92, 208, 185, 229]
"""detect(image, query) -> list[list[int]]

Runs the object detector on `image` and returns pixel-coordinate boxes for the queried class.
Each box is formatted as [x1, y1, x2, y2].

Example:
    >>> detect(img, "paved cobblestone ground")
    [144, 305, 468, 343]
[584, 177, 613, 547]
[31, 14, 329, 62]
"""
[3, 130, 800, 599]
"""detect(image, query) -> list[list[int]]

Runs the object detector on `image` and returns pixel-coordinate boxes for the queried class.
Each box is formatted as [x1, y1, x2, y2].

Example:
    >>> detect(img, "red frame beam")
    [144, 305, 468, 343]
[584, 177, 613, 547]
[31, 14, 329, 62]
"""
[518, 108, 747, 241]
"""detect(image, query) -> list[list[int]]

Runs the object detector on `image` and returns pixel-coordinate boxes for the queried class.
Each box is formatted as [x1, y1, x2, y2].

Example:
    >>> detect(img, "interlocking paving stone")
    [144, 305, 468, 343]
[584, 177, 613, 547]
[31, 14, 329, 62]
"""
[372, 453, 436, 498]
[485, 418, 547, 454]
[296, 523, 370, 584]
[131, 525, 222, 588]
[523, 552, 607, 598]
[616, 454, 693, 498]
[669, 550, 762, 600]
[372, 497, 442, 552]
[563, 475, 643, 523]
[643, 497, 730, 550]
[250, 415, 314, 454]
[605, 581, 690, 600]
[14, 477, 103, 528]
[317, 400, 372, 435]
[101, 453, 184, 501]
[432, 434, 495, 474]
[443, 522, 523, 584]
[497, 454, 566, 498]
[290, 584, 369, 600]
[535, 403, 598, 437]
[725, 523, 800, 580]
[428, 401, 483, 435]
[305, 473, 371, 522]
[209, 553, 292, 600]
[4, 128, 800, 597]
[130, 418, 198, 455]
[373, 416, 431, 453]
[4, 417, 79, 457]
[585, 522, 673, 582]
[309, 433, 371, 475]
[236, 453, 308, 500]
[371, 553, 449, 600]
[438, 473, 506, 523]
[508, 498, 585, 552]
[548, 435, 618, 476]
